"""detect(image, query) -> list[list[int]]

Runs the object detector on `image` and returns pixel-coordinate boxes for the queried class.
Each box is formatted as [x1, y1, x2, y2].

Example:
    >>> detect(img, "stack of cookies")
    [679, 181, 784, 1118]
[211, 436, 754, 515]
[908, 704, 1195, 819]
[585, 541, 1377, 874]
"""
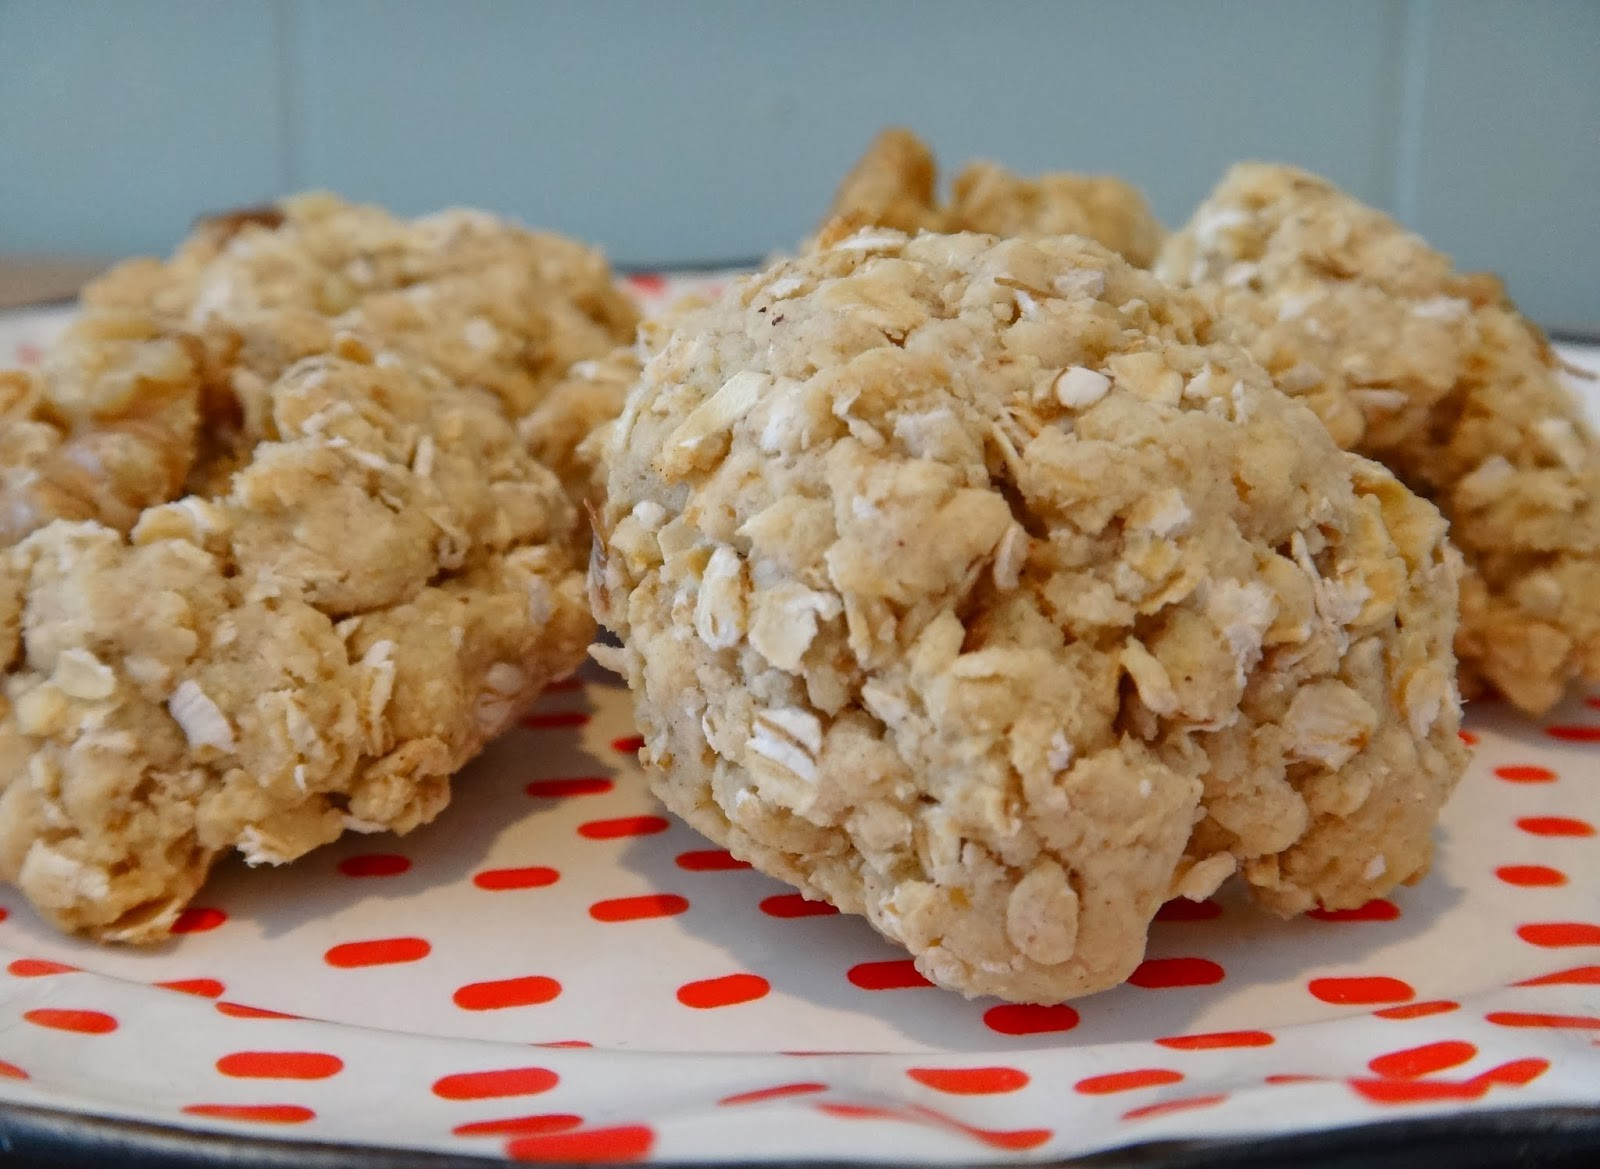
[4, 131, 1594, 1004]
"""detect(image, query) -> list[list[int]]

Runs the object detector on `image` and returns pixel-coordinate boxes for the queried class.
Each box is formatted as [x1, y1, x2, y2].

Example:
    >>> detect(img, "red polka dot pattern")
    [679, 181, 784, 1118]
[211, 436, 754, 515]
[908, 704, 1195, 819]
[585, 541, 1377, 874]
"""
[676, 974, 770, 1009]
[588, 894, 689, 922]
[0, 299, 1594, 1164]
[323, 937, 431, 968]
[453, 976, 563, 1011]
[170, 907, 226, 934]
[24, 1009, 117, 1034]
[216, 1052, 344, 1080]
[1129, 958, 1225, 989]
[433, 1067, 559, 1100]
[453, 1114, 582, 1138]
[506, 1123, 655, 1163]
[1075, 1068, 1184, 1095]
[183, 1104, 315, 1125]
[337, 854, 410, 878]
[906, 1066, 1030, 1095]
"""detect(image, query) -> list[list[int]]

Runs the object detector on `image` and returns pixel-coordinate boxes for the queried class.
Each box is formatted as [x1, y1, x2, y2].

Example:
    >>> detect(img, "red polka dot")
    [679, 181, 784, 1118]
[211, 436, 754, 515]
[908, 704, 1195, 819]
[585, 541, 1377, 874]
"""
[1374, 999, 1458, 1020]
[474, 866, 560, 891]
[675, 849, 750, 871]
[433, 1067, 559, 1100]
[626, 273, 668, 294]
[182, 1104, 314, 1125]
[526, 777, 613, 798]
[1486, 1011, 1600, 1030]
[1368, 1040, 1477, 1079]
[578, 815, 669, 840]
[7, 958, 77, 977]
[158, 978, 225, 998]
[589, 894, 689, 922]
[1478, 1059, 1552, 1090]
[454, 1114, 582, 1139]
[1075, 1068, 1184, 1095]
[983, 1004, 1080, 1036]
[1156, 1030, 1274, 1051]
[760, 893, 838, 918]
[217, 1052, 344, 1080]
[719, 1082, 827, 1106]
[506, 1123, 654, 1163]
[1515, 965, 1600, 987]
[1519, 922, 1600, 947]
[677, 973, 770, 1009]
[0, 1060, 26, 1080]
[171, 907, 226, 934]
[454, 976, 562, 1011]
[1349, 1077, 1484, 1105]
[23, 1009, 117, 1034]
[1494, 764, 1556, 783]
[1546, 724, 1600, 742]
[337, 853, 410, 878]
[1587, 697, 1600, 711]
[1498, 865, 1567, 887]
[962, 1125, 1053, 1151]
[1154, 898, 1223, 922]
[612, 735, 646, 753]
[816, 1102, 901, 1121]
[1308, 899, 1401, 923]
[1129, 957, 1225, 989]
[1123, 1094, 1228, 1121]
[1309, 976, 1414, 1006]
[1264, 1074, 1322, 1085]
[535, 1040, 593, 1049]
[215, 1001, 299, 1020]
[847, 959, 933, 990]
[906, 1067, 1029, 1095]
[323, 936, 431, 968]
[1517, 816, 1595, 837]
[522, 711, 590, 730]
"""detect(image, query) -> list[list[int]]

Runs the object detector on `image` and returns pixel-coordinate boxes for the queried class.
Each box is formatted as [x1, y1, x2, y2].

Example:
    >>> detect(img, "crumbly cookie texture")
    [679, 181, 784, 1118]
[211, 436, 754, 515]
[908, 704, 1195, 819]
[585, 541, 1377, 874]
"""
[815, 128, 1165, 267]
[0, 314, 593, 941]
[593, 230, 1466, 1002]
[84, 192, 639, 499]
[1158, 163, 1600, 712]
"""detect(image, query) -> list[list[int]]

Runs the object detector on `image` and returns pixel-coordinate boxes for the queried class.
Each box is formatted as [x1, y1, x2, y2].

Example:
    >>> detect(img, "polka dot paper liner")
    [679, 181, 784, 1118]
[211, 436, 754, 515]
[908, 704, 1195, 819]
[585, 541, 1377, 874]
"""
[0, 289, 1597, 1165]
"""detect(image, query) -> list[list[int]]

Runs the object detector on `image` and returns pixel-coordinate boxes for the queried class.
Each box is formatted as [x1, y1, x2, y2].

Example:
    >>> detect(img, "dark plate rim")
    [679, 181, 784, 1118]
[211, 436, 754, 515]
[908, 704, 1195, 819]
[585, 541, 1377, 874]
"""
[2, 1099, 1600, 1169]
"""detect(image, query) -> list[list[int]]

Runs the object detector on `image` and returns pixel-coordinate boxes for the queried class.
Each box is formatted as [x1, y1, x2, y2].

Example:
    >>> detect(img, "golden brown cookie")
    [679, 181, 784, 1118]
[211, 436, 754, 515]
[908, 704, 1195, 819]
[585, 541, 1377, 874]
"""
[1159, 163, 1600, 712]
[593, 229, 1466, 1002]
[815, 128, 1165, 266]
[0, 302, 593, 942]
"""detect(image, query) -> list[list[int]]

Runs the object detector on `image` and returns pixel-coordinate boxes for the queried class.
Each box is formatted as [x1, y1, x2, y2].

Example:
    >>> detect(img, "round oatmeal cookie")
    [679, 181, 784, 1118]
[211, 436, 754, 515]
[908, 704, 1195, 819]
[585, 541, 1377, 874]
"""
[0, 319, 592, 942]
[83, 193, 640, 500]
[594, 230, 1466, 1002]
[1159, 163, 1600, 713]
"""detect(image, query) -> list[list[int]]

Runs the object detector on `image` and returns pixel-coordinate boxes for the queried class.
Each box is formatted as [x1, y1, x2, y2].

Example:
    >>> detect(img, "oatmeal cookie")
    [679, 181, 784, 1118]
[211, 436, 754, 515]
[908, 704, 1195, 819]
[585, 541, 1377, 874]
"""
[593, 230, 1465, 1002]
[1159, 163, 1600, 712]
[815, 128, 1165, 266]
[0, 317, 592, 941]
[84, 193, 640, 498]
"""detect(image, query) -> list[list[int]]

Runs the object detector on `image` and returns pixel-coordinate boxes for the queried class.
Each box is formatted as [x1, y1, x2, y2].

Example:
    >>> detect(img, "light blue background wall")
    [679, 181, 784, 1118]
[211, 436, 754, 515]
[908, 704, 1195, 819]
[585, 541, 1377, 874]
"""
[1, 0, 1595, 331]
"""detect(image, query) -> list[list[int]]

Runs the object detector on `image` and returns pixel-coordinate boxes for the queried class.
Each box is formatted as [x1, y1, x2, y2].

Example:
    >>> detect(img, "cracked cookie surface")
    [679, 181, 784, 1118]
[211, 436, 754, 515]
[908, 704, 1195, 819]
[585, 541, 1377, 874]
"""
[1159, 163, 1600, 712]
[0, 309, 592, 942]
[594, 230, 1466, 1002]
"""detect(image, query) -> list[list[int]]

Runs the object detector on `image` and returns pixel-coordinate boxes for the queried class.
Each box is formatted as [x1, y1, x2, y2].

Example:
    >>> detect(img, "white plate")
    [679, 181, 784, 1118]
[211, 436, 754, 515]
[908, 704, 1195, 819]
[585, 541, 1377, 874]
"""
[0, 284, 1597, 1165]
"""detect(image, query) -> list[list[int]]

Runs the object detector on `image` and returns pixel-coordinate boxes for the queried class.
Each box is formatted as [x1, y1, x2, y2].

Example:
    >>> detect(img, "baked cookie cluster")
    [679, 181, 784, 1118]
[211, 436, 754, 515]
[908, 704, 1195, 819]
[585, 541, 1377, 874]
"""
[593, 232, 1466, 1001]
[1158, 164, 1600, 713]
[817, 128, 1166, 268]
[0, 197, 617, 940]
